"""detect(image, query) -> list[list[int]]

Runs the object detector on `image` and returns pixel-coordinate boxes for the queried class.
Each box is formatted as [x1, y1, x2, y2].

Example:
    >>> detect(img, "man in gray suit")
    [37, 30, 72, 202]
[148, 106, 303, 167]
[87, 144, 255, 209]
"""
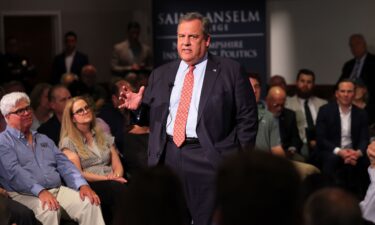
[285, 69, 327, 159]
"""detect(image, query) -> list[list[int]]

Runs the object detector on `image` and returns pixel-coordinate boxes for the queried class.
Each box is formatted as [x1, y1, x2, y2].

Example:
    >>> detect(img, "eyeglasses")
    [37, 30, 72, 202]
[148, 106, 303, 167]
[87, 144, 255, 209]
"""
[72, 105, 91, 115]
[9, 105, 32, 116]
[271, 103, 284, 108]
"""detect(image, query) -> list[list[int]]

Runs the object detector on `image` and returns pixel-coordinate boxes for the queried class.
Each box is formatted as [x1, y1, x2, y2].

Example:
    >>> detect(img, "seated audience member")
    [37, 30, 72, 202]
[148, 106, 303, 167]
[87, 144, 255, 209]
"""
[249, 74, 283, 156]
[215, 151, 302, 225]
[1, 186, 40, 225]
[266, 86, 304, 161]
[304, 188, 363, 225]
[111, 21, 153, 75]
[268, 75, 287, 91]
[51, 31, 89, 84]
[353, 80, 368, 110]
[119, 77, 150, 176]
[60, 96, 127, 225]
[0, 92, 104, 225]
[29, 83, 52, 130]
[98, 78, 130, 154]
[316, 79, 369, 198]
[67, 65, 107, 110]
[38, 85, 72, 145]
[285, 69, 327, 159]
[249, 74, 319, 179]
[114, 166, 188, 225]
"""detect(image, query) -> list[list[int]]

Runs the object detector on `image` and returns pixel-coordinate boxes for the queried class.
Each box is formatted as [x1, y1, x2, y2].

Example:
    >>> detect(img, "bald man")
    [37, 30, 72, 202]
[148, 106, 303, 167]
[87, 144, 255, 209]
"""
[249, 75, 319, 179]
[266, 86, 303, 160]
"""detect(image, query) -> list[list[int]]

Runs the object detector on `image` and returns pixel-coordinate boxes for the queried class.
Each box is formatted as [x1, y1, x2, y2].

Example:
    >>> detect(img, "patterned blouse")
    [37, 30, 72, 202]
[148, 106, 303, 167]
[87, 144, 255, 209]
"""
[60, 132, 114, 176]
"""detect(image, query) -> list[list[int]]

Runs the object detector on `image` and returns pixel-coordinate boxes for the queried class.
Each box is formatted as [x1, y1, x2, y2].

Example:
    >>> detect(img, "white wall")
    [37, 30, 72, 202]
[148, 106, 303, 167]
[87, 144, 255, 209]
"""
[268, 0, 375, 84]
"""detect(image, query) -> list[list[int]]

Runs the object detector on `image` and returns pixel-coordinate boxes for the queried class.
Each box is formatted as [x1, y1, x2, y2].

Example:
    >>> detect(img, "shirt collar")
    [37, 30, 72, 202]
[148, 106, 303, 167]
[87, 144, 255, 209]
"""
[6, 125, 37, 139]
[181, 53, 208, 71]
[338, 104, 352, 115]
[357, 53, 367, 63]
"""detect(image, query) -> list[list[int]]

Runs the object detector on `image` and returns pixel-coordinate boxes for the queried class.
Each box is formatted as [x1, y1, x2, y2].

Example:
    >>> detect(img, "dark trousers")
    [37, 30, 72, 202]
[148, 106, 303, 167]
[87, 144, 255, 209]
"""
[164, 140, 216, 225]
[89, 180, 127, 225]
[321, 153, 370, 199]
[6, 197, 41, 225]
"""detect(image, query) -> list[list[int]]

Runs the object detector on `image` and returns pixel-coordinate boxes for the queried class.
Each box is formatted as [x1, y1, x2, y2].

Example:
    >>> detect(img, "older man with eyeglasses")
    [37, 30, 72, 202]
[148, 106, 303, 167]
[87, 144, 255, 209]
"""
[0, 92, 105, 225]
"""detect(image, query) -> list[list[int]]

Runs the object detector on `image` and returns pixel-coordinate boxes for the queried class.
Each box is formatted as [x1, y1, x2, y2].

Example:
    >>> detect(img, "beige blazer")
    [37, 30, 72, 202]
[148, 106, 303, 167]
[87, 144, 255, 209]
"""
[285, 95, 327, 142]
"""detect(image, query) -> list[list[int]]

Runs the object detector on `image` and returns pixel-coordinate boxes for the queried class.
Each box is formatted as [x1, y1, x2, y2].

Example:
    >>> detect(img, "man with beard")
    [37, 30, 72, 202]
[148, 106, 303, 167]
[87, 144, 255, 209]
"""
[285, 69, 327, 159]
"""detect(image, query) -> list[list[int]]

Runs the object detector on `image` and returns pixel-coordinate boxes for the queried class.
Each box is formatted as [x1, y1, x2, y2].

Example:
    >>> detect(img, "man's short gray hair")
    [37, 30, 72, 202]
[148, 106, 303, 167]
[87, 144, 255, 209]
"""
[178, 12, 210, 40]
[0, 92, 30, 116]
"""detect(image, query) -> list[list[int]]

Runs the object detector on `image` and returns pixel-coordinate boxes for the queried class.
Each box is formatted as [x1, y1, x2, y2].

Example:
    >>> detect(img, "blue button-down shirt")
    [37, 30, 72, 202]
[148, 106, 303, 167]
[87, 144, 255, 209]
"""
[166, 54, 208, 137]
[0, 126, 87, 196]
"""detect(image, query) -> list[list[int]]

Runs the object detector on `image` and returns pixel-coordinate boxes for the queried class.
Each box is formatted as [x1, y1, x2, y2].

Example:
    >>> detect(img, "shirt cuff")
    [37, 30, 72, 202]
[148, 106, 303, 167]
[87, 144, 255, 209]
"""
[31, 184, 45, 196]
[333, 147, 342, 155]
[75, 180, 89, 191]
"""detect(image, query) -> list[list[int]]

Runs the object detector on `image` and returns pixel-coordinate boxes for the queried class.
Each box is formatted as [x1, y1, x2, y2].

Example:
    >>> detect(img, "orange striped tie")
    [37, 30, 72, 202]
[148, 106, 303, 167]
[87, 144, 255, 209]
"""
[173, 65, 195, 147]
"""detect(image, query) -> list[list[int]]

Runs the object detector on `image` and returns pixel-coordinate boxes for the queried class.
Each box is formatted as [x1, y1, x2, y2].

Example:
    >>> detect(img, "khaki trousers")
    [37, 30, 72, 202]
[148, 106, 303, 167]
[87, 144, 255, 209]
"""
[9, 186, 105, 225]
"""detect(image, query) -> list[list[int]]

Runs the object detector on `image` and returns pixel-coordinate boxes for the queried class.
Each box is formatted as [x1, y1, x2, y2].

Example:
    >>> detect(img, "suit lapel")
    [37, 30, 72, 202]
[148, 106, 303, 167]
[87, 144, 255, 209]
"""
[350, 106, 357, 142]
[334, 103, 342, 140]
[197, 55, 219, 122]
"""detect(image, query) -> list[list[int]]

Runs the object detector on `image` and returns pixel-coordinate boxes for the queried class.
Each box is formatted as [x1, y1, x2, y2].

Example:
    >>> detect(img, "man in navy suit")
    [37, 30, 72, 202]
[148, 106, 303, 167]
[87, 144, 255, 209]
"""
[119, 12, 257, 225]
[338, 34, 375, 124]
[316, 79, 369, 197]
[51, 31, 89, 84]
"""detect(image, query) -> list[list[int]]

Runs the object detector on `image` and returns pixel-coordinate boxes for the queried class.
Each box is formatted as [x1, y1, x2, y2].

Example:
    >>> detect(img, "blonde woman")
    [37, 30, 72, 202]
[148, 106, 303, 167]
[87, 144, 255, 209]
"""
[60, 96, 126, 225]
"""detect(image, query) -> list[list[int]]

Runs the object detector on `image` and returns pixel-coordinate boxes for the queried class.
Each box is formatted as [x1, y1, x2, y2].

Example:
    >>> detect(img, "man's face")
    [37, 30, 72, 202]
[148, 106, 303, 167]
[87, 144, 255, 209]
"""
[249, 78, 261, 103]
[350, 36, 367, 58]
[267, 94, 286, 117]
[336, 82, 355, 107]
[50, 88, 71, 115]
[296, 74, 314, 99]
[177, 19, 210, 65]
[65, 35, 77, 53]
[6, 99, 33, 131]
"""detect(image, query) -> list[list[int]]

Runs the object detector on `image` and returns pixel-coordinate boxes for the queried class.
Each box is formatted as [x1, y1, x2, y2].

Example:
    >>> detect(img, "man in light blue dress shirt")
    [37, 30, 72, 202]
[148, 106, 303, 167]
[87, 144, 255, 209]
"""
[0, 92, 105, 225]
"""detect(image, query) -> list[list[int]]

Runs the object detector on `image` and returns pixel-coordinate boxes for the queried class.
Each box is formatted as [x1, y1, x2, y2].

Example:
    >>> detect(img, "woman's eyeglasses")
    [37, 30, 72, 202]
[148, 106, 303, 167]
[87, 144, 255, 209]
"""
[72, 105, 91, 116]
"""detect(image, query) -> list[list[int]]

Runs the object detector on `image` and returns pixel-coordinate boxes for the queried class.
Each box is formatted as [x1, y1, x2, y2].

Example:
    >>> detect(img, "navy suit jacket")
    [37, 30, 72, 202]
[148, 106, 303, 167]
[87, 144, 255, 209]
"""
[339, 53, 375, 82]
[279, 108, 303, 152]
[339, 53, 375, 124]
[51, 51, 89, 84]
[316, 102, 369, 156]
[144, 54, 258, 168]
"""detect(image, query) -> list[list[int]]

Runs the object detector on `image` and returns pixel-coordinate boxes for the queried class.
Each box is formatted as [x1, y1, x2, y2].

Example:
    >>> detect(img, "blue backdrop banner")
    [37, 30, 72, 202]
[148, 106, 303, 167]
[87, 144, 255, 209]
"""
[152, 0, 266, 78]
